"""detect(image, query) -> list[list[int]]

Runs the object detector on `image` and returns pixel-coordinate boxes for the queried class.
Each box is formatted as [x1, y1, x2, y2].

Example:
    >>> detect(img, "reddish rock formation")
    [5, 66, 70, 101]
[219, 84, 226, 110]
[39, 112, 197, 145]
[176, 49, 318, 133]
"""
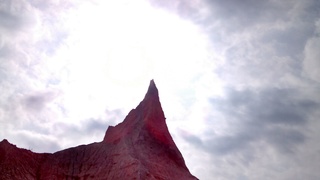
[0, 80, 198, 180]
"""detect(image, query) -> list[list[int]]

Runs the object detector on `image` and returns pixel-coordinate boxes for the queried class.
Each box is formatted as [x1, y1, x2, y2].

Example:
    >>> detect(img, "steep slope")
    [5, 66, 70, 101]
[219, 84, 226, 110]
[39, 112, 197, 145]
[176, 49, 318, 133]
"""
[0, 80, 198, 180]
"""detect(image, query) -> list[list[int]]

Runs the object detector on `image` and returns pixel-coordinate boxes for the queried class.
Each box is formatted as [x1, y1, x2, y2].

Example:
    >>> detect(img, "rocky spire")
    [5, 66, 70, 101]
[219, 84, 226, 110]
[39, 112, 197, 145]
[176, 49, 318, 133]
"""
[144, 79, 158, 99]
[103, 79, 166, 144]
[0, 80, 198, 180]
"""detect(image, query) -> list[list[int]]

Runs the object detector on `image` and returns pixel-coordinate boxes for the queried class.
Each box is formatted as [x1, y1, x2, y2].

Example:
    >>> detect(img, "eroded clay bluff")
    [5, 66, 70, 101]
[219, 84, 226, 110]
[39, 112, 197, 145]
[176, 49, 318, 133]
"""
[0, 80, 198, 180]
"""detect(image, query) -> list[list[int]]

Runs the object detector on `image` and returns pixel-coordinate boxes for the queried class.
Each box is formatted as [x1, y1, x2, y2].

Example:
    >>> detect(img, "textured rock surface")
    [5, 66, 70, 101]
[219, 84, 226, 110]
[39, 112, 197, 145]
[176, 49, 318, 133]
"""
[0, 80, 197, 180]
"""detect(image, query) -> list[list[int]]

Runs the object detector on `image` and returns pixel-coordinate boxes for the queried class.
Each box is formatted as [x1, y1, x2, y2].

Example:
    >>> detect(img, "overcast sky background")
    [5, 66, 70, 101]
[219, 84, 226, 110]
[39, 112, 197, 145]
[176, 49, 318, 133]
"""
[1, 0, 320, 179]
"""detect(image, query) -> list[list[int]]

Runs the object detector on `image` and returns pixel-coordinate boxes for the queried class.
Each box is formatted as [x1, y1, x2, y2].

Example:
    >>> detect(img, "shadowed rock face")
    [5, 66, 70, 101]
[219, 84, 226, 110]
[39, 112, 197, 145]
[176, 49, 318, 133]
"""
[0, 80, 198, 180]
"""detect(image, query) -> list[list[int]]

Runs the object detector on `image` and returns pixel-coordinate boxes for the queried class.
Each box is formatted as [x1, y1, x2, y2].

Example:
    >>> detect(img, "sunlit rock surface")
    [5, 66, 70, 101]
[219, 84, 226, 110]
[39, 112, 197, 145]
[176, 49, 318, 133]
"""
[0, 80, 198, 180]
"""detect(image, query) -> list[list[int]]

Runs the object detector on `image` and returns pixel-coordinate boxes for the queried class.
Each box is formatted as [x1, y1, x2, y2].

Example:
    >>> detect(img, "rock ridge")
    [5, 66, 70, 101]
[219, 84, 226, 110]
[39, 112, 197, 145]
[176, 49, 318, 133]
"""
[0, 80, 198, 180]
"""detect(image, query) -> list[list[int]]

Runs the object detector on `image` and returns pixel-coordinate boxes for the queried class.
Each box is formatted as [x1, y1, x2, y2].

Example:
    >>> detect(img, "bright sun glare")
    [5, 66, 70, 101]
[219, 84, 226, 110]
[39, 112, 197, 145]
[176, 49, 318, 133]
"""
[106, 44, 152, 85]
[47, 0, 214, 122]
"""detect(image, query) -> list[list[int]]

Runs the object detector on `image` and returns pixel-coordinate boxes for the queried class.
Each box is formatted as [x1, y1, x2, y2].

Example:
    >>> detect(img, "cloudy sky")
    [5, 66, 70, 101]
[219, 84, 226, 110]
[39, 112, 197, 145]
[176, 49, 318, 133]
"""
[1, 0, 320, 179]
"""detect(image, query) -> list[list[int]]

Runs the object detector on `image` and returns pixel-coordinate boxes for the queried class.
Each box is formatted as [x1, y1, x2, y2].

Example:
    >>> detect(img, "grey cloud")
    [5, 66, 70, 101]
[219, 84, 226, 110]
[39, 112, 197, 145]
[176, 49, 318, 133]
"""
[83, 114, 122, 135]
[0, 10, 22, 29]
[23, 91, 57, 111]
[204, 87, 319, 157]
[206, 132, 255, 156]
[206, 0, 320, 67]
[25, 95, 46, 110]
[210, 4, 319, 91]
[52, 119, 114, 140]
[303, 21, 320, 82]
[85, 109, 126, 133]
[203, 0, 281, 28]
[202, 0, 320, 31]
[0, 1, 33, 61]
[174, 0, 320, 64]
[152, 0, 289, 30]
[210, 88, 311, 125]
[178, 129, 203, 146]
[0, 44, 13, 58]
[29, 0, 76, 11]
[259, 24, 315, 57]
[85, 119, 109, 132]
[149, 0, 320, 59]
[246, 88, 318, 126]
[150, 0, 286, 27]
[0, 0, 37, 32]
[265, 127, 305, 153]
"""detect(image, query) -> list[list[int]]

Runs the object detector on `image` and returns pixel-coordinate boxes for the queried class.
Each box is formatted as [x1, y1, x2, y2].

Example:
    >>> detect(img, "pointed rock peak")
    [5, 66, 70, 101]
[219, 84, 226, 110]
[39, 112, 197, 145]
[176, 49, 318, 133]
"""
[0, 139, 9, 144]
[104, 79, 165, 144]
[144, 79, 158, 99]
[0, 139, 15, 148]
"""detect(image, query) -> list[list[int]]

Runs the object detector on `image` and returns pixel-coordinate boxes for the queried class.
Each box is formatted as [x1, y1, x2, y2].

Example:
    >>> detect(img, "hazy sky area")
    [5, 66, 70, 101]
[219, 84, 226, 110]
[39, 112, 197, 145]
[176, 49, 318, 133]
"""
[1, 0, 320, 179]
